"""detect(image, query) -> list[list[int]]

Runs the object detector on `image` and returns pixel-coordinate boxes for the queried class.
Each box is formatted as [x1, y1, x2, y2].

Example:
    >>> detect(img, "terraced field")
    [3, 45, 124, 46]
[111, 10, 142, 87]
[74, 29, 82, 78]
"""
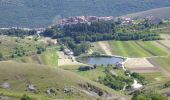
[108, 41, 168, 57]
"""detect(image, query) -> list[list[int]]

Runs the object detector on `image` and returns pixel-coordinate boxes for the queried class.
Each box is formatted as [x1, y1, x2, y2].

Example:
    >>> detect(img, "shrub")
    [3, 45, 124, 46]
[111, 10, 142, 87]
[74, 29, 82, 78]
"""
[21, 94, 32, 100]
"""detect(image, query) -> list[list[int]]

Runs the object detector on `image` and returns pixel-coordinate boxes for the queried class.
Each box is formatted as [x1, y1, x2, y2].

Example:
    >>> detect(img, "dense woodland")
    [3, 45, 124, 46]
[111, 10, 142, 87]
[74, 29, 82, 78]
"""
[0, 29, 36, 37]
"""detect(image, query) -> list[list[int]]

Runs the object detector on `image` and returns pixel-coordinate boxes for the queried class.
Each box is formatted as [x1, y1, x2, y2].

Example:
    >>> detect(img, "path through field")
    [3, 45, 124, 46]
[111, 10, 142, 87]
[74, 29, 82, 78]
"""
[98, 41, 112, 56]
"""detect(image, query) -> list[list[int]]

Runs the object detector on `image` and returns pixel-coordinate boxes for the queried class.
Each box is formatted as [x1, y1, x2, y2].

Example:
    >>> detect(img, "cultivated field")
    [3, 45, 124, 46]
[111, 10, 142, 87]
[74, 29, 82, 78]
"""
[90, 42, 106, 55]
[108, 41, 168, 57]
[124, 58, 158, 73]
[148, 57, 170, 73]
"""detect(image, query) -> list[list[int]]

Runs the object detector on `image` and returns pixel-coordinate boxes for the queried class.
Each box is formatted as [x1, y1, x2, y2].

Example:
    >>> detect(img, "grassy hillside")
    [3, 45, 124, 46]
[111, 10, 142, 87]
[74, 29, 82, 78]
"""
[124, 7, 170, 19]
[0, 35, 47, 59]
[15, 47, 59, 66]
[1, 0, 170, 27]
[0, 61, 126, 100]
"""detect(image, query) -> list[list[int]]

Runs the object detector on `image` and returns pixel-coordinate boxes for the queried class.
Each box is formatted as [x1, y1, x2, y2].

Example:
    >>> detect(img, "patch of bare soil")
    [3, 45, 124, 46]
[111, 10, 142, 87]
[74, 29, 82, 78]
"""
[32, 55, 42, 64]
[124, 58, 158, 73]
[58, 52, 84, 66]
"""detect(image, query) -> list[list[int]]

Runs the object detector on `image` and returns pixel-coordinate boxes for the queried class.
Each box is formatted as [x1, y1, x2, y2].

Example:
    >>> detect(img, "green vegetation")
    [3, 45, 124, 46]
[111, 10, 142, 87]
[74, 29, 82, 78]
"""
[99, 68, 145, 91]
[99, 72, 133, 90]
[69, 65, 145, 91]
[21, 94, 33, 100]
[1, 0, 170, 27]
[42, 20, 161, 56]
[140, 72, 167, 83]
[0, 36, 48, 59]
[15, 47, 59, 66]
[164, 81, 170, 88]
[132, 90, 167, 100]
[58, 37, 91, 56]
[78, 66, 106, 81]
[0, 61, 125, 100]
[44, 21, 160, 43]
[149, 57, 170, 72]
[108, 41, 167, 57]
[136, 41, 168, 56]
[0, 29, 36, 37]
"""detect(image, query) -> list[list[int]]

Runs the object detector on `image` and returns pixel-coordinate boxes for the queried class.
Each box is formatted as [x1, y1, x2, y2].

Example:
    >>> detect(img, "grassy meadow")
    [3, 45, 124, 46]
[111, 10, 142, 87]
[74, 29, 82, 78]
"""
[149, 57, 170, 72]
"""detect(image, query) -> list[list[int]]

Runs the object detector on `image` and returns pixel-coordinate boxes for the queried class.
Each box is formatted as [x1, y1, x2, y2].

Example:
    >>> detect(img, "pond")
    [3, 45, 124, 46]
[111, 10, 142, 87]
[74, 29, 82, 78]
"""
[77, 56, 124, 65]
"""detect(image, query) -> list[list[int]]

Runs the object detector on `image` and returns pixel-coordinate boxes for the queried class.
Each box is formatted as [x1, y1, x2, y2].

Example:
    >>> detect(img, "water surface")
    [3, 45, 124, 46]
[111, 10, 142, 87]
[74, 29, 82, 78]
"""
[78, 56, 124, 65]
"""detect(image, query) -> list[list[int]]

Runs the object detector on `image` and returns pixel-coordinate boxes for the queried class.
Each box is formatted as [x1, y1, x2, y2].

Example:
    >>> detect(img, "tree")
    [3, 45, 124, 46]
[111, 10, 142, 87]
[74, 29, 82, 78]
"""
[132, 90, 167, 100]
[60, 45, 65, 51]
[0, 52, 3, 60]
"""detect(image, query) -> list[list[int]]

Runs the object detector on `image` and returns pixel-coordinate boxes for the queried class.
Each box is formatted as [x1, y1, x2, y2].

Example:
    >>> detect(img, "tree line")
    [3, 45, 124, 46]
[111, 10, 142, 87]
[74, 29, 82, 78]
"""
[0, 29, 36, 37]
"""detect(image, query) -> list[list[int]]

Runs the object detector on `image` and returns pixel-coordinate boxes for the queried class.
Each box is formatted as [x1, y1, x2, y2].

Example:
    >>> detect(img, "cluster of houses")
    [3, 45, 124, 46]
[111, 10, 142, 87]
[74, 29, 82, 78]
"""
[56, 16, 114, 26]
[55, 15, 162, 27]
[63, 48, 74, 56]
[117, 17, 134, 25]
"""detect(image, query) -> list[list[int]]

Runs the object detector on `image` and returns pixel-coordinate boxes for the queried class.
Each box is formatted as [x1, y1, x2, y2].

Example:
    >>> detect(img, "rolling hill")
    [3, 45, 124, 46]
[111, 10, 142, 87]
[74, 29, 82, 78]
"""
[1, 0, 170, 27]
[124, 7, 170, 19]
[0, 61, 126, 100]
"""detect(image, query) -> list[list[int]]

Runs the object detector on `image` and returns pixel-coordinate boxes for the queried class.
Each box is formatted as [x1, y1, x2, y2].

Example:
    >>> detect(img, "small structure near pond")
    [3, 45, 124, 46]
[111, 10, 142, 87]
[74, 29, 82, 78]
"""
[79, 66, 96, 71]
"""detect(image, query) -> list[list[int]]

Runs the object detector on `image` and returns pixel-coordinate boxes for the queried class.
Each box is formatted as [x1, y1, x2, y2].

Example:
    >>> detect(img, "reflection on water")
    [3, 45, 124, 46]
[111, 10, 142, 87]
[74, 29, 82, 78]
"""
[78, 56, 124, 65]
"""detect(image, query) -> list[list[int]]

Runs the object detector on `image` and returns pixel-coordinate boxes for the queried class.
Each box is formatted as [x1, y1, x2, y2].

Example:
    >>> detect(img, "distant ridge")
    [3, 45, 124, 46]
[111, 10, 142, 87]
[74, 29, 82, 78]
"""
[1, 0, 170, 27]
[124, 7, 170, 19]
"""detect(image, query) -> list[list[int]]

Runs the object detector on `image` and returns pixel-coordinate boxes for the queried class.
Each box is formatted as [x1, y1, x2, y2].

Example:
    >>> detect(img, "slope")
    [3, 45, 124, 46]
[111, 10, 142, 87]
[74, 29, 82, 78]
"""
[124, 7, 170, 19]
[1, 0, 170, 27]
[0, 61, 127, 100]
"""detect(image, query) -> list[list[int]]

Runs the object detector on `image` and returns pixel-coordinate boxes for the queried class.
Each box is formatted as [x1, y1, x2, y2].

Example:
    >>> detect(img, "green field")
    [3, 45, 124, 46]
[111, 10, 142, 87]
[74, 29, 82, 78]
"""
[108, 41, 168, 57]
[60, 65, 106, 81]
[149, 57, 170, 72]
[15, 46, 59, 66]
[140, 72, 168, 83]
